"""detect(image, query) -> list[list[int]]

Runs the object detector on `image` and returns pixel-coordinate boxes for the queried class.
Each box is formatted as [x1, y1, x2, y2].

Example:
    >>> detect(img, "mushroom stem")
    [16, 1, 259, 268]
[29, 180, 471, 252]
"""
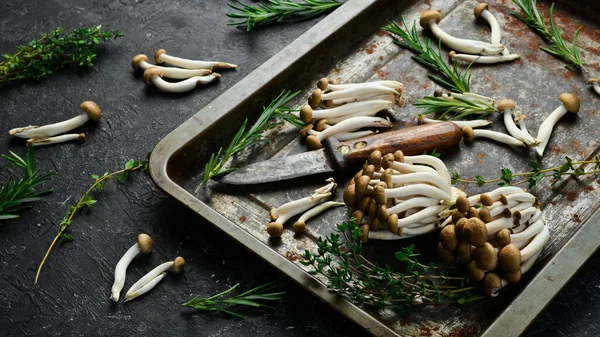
[313, 116, 392, 141]
[477, 5, 502, 45]
[403, 155, 451, 185]
[27, 133, 86, 146]
[384, 184, 450, 202]
[154, 49, 237, 69]
[110, 234, 153, 302]
[132, 54, 212, 78]
[521, 250, 542, 274]
[387, 197, 440, 215]
[324, 80, 404, 92]
[418, 116, 492, 128]
[319, 84, 400, 102]
[462, 127, 526, 147]
[270, 193, 331, 220]
[300, 100, 392, 123]
[144, 67, 220, 93]
[395, 205, 446, 227]
[124, 256, 185, 302]
[499, 100, 535, 145]
[536, 93, 580, 156]
[297, 201, 344, 223]
[124, 272, 166, 302]
[514, 112, 539, 145]
[450, 51, 519, 64]
[511, 219, 544, 242]
[386, 172, 450, 195]
[520, 225, 550, 262]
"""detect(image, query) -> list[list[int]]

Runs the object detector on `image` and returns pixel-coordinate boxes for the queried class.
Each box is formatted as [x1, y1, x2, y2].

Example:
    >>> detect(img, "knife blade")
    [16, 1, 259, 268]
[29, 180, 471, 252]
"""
[217, 122, 462, 185]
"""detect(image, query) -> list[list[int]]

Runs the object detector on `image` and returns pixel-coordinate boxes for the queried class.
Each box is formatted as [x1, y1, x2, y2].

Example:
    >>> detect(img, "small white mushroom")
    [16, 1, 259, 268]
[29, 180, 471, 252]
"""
[27, 133, 86, 146]
[9, 101, 102, 139]
[462, 126, 526, 147]
[589, 78, 600, 96]
[291, 201, 344, 233]
[305, 116, 392, 150]
[143, 67, 221, 93]
[132, 54, 212, 79]
[449, 50, 520, 64]
[154, 49, 237, 69]
[467, 186, 525, 205]
[513, 111, 539, 145]
[309, 85, 401, 108]
[419, 10, 504, 55]
[299, 100, 392, 123]
[385, 172, 450, 195]
[474, 3, 501, 46]
[536, 93, 580, 156]
[319, 79, 404, 92]
[124, 257, 185, 302]
[270, 192, 332, 220]
[418, 115, 492, 128]
[110, 234, 154, 302]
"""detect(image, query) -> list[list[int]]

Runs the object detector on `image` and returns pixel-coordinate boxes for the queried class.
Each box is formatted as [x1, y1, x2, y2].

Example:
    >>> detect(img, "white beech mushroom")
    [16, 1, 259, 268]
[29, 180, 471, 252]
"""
[132, 54, 212, 79]
[154, 49, 237, 69]
[309, 85, 401, 108]
[418, 115, 492, 128]
[292, 201, 344, 233]
[305, 116, 392, 150]
[124, 256, 185, 302]
[520, 225, 550, 262]
[513, 111, 539, 145]
[143, 67, 220, 93]
[9, 101, 101, 139]
[298, 100, 393, 123]
[536, 93, 580, 156]
[474, 3, 501, 46]
[319, 79, 403, 92]
[419, 10, 504, 55]
[589, 78, 600, 95]
[110, 234, 154, 302]
[462, 126, 525, 147]
[27, 133, 86, 146]
[449, 50, 520, 64]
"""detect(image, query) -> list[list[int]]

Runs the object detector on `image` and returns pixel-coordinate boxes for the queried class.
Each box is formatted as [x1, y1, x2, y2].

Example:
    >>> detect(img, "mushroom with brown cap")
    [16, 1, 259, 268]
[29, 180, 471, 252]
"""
[154, 49, 237, 69]
[110, 234, 154, 302]
[124, 256, 185, 302]
[464, 217, 488, 247]
[419, 10, 504, 55]
[440, 225, 458, 251]
[536, 93, 580, 156]
[437, 242, 456, 263]
[483, 272, 506, 297]
[308, 84, 402, 108]
[291, 201, 344, 234]
[27, 133, 86, 146]
[589, 78, 600, 95]
[467, 260, 485, 281]
[143, 66, 221, 93]
[462, 126, 525, 147]
[10, 101, 102, 139]
[498, 244, 521, 273]
[513, 111, 539, 145]
[131, 54, 212, 79]
[449, 50, 520, 64]
[304, 116, 392, 150]
[474, 242, 498, 270]
[498, 98, 536, 146]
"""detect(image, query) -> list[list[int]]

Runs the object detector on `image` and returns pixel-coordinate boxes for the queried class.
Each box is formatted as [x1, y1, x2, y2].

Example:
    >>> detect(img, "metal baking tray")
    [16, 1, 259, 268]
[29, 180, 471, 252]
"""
[149, 0, 600, 335]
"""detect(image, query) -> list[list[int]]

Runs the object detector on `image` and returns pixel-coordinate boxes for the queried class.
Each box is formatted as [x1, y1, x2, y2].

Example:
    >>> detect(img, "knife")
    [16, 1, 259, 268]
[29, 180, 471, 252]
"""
[217, 122, 462, 185]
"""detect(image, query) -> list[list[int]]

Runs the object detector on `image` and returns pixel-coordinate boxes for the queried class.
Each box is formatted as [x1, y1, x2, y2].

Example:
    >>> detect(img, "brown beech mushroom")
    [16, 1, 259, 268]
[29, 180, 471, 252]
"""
[496, 228, 511, 247]
[110, 234, 154, 302]
[498, 244, 521, 273]
[143, 66, 220, 93]
[131, 54, 212, 79]
[440, 225, 458, 251]
[467, 260, 485, 282]
[437, 242, 456, 263]
[462, 126, 526, 147]
[292, 201, 344, 234]
[536, 93, 580, 156]
[483, 272, 505, 297]
[27, 133, 86, 146]
[589, 78, 600, 95]
[464, 218, 488, 247]
[154, 49, 237, 69]
[474, 242, 498, 270]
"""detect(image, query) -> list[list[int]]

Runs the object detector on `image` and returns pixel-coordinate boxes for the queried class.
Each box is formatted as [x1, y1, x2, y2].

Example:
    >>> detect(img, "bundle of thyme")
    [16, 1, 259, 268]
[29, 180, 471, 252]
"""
[227, 0, 344, 31]
[301, 220, 481, 311]
[512, 0, 584, 71]
[0, 26, 123, 86]
[0, 147, 54, 220]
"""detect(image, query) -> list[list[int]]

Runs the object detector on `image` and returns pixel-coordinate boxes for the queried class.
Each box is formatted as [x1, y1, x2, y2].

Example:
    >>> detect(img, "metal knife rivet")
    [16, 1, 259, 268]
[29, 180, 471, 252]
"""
[338, 145, 350, 154]
[353, 141, 367, 150]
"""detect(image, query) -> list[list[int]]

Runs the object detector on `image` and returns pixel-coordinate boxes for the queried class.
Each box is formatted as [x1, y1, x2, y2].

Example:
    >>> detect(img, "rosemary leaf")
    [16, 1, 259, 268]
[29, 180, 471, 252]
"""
[415, 96, 496, 120]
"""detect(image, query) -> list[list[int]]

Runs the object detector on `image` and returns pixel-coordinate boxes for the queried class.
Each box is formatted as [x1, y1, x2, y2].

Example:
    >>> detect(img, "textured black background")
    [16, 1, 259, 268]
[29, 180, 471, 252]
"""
[0, 1, 598, 336]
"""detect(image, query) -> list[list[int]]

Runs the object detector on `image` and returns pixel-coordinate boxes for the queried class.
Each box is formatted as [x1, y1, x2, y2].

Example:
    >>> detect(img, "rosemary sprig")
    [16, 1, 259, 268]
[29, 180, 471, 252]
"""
[227, 0, 344, 31]
[452, 155, 600, 188]
[384, 18, 472, 93]
[0, 26, 123, 86]
[0, 147, 54, 220]
[201, 90, 302, 184]
[34, 157, 149, 284]
[182, 282, 285, 318]
[301, 220, 481, 311]
[415, 96, 496, 119]
[512, 0, 584, 71]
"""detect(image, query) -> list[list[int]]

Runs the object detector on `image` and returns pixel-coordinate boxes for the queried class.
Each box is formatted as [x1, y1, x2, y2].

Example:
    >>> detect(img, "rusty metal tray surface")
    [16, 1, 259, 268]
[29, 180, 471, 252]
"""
[149, 0, 600, 335]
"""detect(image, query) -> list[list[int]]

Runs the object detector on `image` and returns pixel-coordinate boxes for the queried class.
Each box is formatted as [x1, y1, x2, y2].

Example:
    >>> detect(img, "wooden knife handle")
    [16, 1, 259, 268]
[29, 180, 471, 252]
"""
[323, 122, 462, 169]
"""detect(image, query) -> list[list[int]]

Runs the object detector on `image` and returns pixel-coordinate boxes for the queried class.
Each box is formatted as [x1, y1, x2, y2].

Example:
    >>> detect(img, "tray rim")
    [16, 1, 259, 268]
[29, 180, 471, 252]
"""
[148, 1, 600, 335]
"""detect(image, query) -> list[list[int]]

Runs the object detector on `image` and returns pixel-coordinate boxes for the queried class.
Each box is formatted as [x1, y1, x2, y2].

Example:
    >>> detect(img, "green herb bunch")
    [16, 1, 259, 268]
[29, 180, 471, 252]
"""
[301, 220, 480, 311]
[228, 0, 344, 31]
[415, 95, 496, 119]
[35, 157, 148, 284]
[202, 90, 302, 184]
[183, 282, 285, 318]
[512, 0, 584, 71]
[0, 147, 54, 220]
[0, 25, 123, 86]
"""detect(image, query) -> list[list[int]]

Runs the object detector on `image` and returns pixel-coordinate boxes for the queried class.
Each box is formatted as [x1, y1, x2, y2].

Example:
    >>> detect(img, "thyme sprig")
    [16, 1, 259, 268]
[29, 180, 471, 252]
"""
[415, 96, 496, 119]
[0, 26, 123, 86]
[202, 90, 302, 184]
[34, 157, 149, 284]
[452, 155, 600, 188]
[0, 147, 54, 220]
[301, 220, 481, 311]
[384, 18, 472, 93]
[182, 282, 285, 318]
[227, 0, 344, 31]
[512, 0, 584, 71]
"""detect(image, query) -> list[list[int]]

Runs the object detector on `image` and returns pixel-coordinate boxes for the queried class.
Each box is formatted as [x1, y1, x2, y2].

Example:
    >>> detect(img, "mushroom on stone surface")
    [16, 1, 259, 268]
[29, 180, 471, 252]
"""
[110, 234, 154, 302]
[124, 256, 185, 302]
[497, 98, 535, 146]
[536, 93, 580, 156]
[143, 66, 220, 93]
[131, 54, 212, 79]
[154, 49, 237, 69]
[308, 84, 402, 108]
[462, 126, 526, 147]
[449, 50, 519, 64]
[589, 78, 600, 95]
[304, 116, 392, 150]
[27, 133, 86, 146]
[291, 201, 344, 234]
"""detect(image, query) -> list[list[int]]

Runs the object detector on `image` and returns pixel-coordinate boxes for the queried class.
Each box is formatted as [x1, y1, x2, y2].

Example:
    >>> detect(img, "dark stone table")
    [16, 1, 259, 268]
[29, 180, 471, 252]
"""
[0, 1, 597, 336]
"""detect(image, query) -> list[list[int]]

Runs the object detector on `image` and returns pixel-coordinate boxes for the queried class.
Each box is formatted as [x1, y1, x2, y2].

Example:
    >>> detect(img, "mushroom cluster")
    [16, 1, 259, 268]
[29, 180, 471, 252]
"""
[296, 78, 403, 150]
[342, 150, 464, 242]
[9, 101, 101, 146]
[267, 178, 343, 238]
[132, 49, 236, 93]
[437, 186, 550, 296]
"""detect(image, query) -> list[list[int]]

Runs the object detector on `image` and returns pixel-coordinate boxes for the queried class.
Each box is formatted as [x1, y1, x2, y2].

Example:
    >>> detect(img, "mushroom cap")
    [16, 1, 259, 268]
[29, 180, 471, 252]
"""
[452, 212, 465, 225]
[504, 270, 522, 284]
[309, 89, 322, 109]
[457, 240, 473, 262]
[588, 78, 600, 84]
[154, 49, 167, 64]
[558, 93, 580, 113]
[78, 133, 86, 142]
[305, 135, 323, 150]
[137, 233, 154, 254]
[467, 260, 485, 281]
[357, 196, 372, 212]
[387, 214, 399, 233]
[433, 88, 443, 97]
[456, 195, 470, 213]
[131, 54, 149, 69]
[382, 169, 394, 188]
[382, 153, 395, 169]
[368, 151, 382, 171]
[440, 225, 458, 251]
[420, 10, 442, 28]
[418, 115, 425, 124]
[367, 200, 378, 220]
[361, 224, 370, 243]
[329, 78, 339, 85]
[317, 77, 329, 90]
[474, 242, 498, 270]
[465, 217, 488, 247]
[496, 228, 511, 246]
[299, 123, 314, 137]
[269, 208, 278, 221]
[352, 210, 365, 225]
[267, 222, 284, 238]
[314, 119, 328, 132]
[363, 164, 376, 178]
[483, 272, 503, 297]
[498, 244, 521, 273]
[468, 207, 479, 219]
[377, 205, 389, 222]
[499, 194, 508, 205]
[374, 185, 387, 205]
[300, 105, 313, 123]
[437, 242, 456, 263]
[292, 221, 306, 234]
[80, 101, 102, 121]
[370, 217, 380, 231]
[393, 150, 404, 163]
[343, 183, 357, 206]
[448, 50, 456, 60]
[455, 217, 469, 238]
[496, 98, 516, 111]
[355, 175, 371, 200]
[474, 3, 489, 19]
[480, 193, 493, 206]
[478, 207, 492, 223]
[173, 256, 185, 273]
[143, 66, 164, 84]
[462, 127, 475, 141]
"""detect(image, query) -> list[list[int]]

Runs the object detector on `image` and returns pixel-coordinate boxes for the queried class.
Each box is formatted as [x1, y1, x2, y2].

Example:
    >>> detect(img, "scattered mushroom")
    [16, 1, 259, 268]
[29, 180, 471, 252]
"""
[589, 78, 600, 96]
[143, 67, 220, 93]
[536, 93, 580, 156]
[154, 49, 237, 69]
[9, 101, 101, 139]
[292, 201, 344, 234]
[449, 50, 520, 64]
[318, 78, 403, 92]
[124, 256, 185, 302]
[462, 126, 526, 147]
[110, 234, 154, 302]
[497, 99, 536, 146]
[298, 100, 393, 123]
[132, 54, 212, 79]
[309, 84, 402, 108]
[513, 111, 539, 146]
[305, 116, 393, 150]
[27, 133, 86, 146]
